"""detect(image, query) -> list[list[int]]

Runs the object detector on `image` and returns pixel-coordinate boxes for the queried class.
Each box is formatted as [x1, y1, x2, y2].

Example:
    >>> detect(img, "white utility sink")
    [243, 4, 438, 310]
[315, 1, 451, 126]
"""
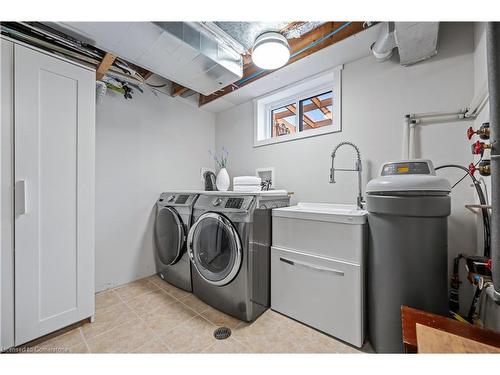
[271, 201, 367, 347]
[272, 202, 367, 224]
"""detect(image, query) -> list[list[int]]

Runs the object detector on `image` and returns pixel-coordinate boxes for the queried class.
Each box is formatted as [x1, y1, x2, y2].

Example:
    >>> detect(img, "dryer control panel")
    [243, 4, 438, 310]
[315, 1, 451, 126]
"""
[225, 198, 244, 209]
[158, 193, 197, 207]
[195, 195, 254, 212]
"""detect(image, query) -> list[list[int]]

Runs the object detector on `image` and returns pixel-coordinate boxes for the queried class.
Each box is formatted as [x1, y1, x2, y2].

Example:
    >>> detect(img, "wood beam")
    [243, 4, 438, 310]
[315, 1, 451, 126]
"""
[199, 22, 365, 107]
[285, 104, 317, 129]
[96, 53, 116, 80]
[274, 98, 333, 119]
[311, 97, 331, 116]
[171, 82, 190, 97]
[142, 71, 154, 80]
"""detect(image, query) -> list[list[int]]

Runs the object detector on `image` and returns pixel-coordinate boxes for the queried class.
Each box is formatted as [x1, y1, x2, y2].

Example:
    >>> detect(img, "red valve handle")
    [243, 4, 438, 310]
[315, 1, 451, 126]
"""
[472, 140, 484, 155]
[486, 258, 492, 271]
[467, 127, 475, 140]
[468, 163, 477, 176]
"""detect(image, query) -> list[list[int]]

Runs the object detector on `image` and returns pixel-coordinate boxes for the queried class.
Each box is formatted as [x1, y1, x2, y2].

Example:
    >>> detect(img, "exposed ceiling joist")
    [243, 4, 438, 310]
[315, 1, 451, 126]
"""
[171, 82, 190, 97]
[199, 21, 365, 107]
[96, 52, 116, 80]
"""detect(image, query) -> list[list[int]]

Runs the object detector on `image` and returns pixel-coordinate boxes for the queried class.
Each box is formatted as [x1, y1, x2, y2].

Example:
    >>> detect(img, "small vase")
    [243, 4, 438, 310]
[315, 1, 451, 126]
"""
[216, 168, 230, 191]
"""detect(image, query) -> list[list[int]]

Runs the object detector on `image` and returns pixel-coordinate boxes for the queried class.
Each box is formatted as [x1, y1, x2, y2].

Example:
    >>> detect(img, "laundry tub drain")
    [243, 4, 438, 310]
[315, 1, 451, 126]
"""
[213, 327, 231, 340]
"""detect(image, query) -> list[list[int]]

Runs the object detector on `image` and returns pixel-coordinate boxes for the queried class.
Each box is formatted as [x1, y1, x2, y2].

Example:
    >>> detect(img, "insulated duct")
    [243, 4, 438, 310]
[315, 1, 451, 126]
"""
[48, 22, 244, 96]
[371, 22, 439, 66]
[486, 22, 500, 296]
[371, 22, 396, 62]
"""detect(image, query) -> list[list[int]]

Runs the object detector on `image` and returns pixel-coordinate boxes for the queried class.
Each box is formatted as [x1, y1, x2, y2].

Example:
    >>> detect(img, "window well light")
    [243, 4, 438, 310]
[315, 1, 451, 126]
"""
[252, 32, 290, 70]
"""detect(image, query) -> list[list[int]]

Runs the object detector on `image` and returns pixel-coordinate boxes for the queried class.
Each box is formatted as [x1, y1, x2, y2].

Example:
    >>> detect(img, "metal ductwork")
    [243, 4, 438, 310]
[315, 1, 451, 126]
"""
[486, 22, 500, 299]
[371, 22, 439, 66]
[47, 22, 244, 95]
[371, 22, 396, 62]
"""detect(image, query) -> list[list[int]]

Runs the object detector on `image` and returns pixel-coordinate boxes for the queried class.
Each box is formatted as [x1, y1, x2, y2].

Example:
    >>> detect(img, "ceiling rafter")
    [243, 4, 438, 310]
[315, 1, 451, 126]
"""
[199, 21, 365, 107]
[96, 52, 116, 80]
[171, 82, 190, 97]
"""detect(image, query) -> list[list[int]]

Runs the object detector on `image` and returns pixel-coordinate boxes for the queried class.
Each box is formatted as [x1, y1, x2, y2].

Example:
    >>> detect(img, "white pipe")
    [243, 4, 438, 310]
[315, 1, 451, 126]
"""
[466, 93, 489, 119]
[402, 93, 488, 159]
[408, 110, 466, 119]
[408, 123, 416, 159]
[402, 118, 410, 159]
[467, 83, 488, 116]
[414, 114, 470, 125]
[403, 110, 470, 159]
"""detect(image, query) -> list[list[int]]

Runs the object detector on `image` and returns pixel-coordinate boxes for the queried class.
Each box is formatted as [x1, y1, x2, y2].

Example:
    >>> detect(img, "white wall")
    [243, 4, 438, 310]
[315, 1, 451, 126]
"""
[96, 88, 215, 291]
[215, 23, 478, 304]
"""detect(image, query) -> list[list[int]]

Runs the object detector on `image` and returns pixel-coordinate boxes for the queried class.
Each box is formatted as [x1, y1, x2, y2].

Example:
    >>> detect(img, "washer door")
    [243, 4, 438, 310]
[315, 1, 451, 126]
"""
[155, 206, 186, 266]
[188, 212, 242, 286]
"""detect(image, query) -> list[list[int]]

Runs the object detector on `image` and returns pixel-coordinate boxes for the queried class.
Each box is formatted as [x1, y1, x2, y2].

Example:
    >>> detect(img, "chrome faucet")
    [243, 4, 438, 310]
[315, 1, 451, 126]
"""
[330, 141, 365, 209]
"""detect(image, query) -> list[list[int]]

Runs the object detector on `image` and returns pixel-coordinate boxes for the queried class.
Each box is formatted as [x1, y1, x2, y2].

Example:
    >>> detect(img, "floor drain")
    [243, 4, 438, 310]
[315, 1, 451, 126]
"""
[213, 327, 231, 340]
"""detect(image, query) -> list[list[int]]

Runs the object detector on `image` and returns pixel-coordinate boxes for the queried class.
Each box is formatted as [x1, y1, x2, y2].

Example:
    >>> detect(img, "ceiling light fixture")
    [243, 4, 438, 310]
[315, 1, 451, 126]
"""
[251, 31, 290, 70]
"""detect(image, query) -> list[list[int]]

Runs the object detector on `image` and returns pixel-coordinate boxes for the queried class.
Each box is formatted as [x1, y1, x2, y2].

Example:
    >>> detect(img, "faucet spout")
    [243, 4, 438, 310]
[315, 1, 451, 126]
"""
[330, 141, 364, 209]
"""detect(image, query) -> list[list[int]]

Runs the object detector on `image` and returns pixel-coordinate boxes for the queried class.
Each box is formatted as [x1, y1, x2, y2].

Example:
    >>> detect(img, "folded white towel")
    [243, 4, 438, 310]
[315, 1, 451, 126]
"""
[233, 185, 261, 192]
[233, 176, 261, 186]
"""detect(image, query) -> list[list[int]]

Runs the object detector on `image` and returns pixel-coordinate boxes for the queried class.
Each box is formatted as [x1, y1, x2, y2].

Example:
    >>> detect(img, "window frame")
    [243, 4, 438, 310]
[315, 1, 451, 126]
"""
[253, 66, 342, 147]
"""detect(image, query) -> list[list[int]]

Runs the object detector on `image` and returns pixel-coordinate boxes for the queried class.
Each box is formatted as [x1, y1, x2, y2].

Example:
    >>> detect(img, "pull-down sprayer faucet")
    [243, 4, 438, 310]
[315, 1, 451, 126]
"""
[330, 141, 365, 209]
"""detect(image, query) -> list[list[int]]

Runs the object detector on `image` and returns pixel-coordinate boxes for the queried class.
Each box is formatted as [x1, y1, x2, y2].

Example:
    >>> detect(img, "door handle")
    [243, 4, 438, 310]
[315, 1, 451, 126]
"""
[279, 257, 344, 276]
[15, 180, 27, 216]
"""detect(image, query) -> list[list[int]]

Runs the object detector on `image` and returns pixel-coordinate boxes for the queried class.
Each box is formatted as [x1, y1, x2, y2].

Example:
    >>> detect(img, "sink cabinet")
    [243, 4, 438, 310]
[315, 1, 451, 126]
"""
[271, 203, 367, 347]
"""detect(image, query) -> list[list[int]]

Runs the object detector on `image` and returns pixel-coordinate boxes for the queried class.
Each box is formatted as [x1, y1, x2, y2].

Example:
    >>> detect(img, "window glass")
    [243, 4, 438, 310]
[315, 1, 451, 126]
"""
[271, 103, 297, 138]
[299, 91, 333, 131]
[192, 217, 237, 281]
[155, 208, 183, 265]
[254, 67, 342, 146]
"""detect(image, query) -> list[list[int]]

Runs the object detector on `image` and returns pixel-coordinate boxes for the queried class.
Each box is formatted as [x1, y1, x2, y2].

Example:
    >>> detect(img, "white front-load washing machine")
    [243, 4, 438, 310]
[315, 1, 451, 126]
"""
[154, 192, 198, 291]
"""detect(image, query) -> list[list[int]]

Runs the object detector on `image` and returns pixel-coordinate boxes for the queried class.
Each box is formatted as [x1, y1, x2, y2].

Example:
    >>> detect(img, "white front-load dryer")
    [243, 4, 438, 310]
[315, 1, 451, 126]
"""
[154, 192, 198, 291]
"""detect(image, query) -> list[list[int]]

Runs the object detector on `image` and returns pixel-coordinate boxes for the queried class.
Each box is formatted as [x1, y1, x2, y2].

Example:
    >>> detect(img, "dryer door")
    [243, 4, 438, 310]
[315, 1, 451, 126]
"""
[155, 206, 186, 266]
[187, 212, 242, 286]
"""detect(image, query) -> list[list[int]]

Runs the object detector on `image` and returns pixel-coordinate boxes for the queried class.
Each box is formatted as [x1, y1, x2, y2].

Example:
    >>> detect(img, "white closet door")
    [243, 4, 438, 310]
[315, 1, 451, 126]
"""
[14, 44, 95, 345]
[1, 39, 15, 350]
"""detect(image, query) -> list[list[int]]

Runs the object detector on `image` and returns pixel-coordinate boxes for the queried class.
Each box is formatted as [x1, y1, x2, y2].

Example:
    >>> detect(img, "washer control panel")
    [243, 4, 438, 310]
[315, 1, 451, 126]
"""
[212, 197, 223, 206]
[225, 198, 244, 209]
[158, 193, 196, 206]
[195, 195, 254, 211]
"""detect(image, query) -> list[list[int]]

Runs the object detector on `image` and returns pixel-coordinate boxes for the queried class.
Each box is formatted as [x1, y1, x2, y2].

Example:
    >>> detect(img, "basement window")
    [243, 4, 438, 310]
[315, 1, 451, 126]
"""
[254, 66, 342, 147]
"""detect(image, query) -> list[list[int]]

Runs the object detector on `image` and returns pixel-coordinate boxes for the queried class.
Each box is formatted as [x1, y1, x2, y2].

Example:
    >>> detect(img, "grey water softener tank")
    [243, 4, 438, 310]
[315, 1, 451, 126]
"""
[366, 160, 451, 353]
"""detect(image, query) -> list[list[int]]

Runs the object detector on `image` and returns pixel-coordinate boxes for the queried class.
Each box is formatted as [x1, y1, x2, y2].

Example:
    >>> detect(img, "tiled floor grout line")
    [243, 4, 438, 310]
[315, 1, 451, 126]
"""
[144, 276, 255, 351]
[80, 288, 155, 349]
[114, 279, 217, 353]
[110, 286, 173, 353]
[144, 277, 239, 353]
[78, 327, 92, 353]
[81, 292, 137, 343]
[91, 277, 320, 354]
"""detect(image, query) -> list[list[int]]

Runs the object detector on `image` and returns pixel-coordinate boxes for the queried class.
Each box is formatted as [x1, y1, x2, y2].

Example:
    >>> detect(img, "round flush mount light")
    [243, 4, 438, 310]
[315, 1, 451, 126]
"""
[252, 32, 290, 70]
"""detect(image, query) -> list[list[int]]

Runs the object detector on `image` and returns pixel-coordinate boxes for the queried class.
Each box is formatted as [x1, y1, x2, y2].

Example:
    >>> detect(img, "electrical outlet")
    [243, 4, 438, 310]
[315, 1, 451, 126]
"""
[200, 167, 215, 181]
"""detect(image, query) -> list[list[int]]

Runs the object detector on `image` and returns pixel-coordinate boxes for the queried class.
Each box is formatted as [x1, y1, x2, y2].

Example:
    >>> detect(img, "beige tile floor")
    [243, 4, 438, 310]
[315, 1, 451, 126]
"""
[20, 275, 371, 354]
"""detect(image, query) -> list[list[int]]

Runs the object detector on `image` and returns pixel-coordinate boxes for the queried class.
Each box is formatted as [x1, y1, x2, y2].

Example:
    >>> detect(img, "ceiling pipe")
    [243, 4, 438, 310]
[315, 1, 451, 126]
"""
[370, 22, 396, 62]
